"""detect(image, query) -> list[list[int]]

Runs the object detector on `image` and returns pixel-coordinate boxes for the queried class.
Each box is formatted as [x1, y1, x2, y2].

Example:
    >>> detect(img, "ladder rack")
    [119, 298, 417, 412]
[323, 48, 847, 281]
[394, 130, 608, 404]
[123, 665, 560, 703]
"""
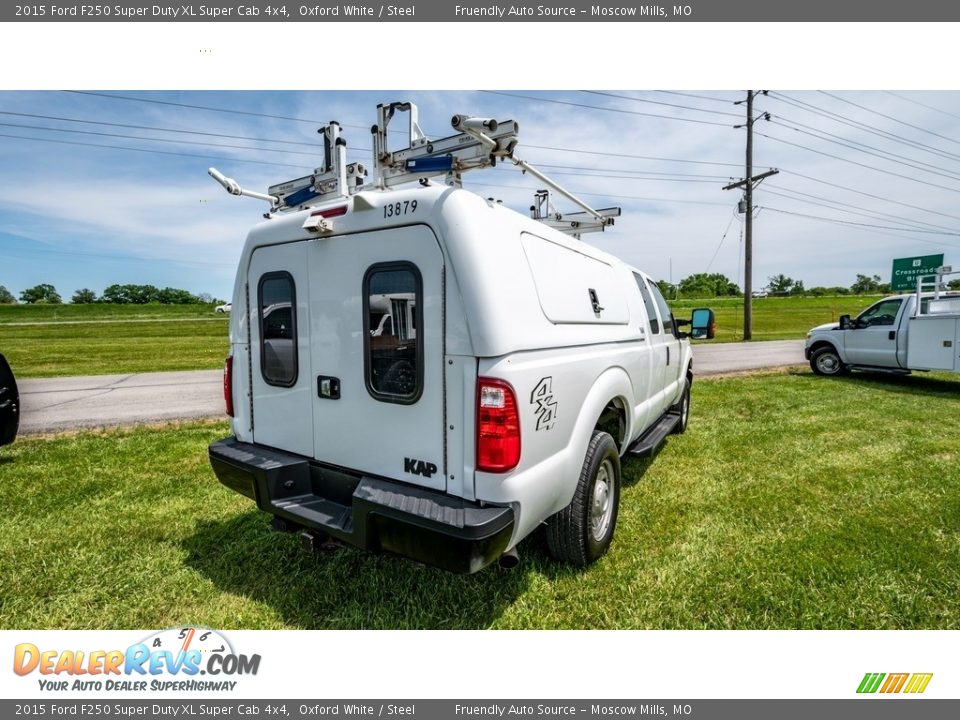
[209, 101, 619, 239]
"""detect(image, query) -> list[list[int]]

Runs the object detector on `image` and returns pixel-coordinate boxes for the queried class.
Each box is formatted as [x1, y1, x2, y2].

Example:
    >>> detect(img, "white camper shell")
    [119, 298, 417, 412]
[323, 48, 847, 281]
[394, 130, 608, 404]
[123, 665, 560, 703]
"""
[208, 103, 712, 573]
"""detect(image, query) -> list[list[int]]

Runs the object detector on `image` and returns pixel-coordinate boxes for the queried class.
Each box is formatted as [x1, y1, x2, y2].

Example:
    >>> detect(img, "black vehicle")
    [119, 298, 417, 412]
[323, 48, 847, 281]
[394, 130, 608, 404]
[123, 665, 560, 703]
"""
[0, 353, 19, 447]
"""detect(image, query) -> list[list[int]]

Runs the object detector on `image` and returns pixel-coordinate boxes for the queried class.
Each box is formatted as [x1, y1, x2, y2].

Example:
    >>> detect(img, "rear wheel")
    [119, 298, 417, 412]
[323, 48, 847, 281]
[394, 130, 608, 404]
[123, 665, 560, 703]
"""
[546, 430, 621, 567]
[811, 346, 847, 376]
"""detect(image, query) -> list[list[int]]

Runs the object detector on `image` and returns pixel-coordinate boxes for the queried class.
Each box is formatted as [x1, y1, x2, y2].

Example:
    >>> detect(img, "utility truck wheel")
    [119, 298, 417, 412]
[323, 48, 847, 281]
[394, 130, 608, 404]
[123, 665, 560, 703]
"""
[811, 347, 847, 377]
[546, 430, 621, 567]
[671, 382, 691, 435]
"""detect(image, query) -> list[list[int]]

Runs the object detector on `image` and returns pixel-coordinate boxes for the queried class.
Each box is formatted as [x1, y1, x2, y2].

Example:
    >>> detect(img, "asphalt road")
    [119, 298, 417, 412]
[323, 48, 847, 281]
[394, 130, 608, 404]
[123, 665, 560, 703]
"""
[17, 339, 806, 434]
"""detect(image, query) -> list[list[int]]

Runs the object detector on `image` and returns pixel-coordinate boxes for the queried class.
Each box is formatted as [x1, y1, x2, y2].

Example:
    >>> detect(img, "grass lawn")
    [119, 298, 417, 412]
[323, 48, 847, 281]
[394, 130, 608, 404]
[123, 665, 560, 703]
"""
[672, 295, 882, 342]
[0, 304, 229, 377]
[0, 296, 881, 377]
[2, 368, 959, 630]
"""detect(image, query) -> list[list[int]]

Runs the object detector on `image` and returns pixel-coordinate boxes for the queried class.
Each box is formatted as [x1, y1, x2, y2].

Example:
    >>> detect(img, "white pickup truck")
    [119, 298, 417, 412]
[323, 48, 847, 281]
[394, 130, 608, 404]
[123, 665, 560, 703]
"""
[806, 271, 960, 377]
[207, 102, 714, 573]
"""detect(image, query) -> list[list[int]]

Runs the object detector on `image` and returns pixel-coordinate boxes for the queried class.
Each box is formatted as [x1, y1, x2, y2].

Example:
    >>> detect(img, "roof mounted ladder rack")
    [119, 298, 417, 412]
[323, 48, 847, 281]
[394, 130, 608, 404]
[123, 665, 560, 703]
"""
[369, 102, 617, 238]
[530, 189, 620, 239]
[208, 101, 619, 237]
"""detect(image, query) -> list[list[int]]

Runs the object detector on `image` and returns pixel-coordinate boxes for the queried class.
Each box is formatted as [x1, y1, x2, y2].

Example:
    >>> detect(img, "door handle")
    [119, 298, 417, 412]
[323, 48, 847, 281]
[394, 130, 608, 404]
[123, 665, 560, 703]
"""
[888, 331, 896, 341]
[666, 347, 670, 365]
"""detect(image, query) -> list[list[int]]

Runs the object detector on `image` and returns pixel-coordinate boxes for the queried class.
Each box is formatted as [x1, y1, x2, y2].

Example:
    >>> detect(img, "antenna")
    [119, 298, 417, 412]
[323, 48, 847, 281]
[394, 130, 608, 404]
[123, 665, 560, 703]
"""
[208, 168, 280, 210]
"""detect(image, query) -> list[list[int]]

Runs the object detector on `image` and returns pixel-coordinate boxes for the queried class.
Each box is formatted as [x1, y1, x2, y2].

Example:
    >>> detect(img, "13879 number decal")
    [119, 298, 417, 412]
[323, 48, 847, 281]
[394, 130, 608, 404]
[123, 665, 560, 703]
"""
[383, 200, 417, 219]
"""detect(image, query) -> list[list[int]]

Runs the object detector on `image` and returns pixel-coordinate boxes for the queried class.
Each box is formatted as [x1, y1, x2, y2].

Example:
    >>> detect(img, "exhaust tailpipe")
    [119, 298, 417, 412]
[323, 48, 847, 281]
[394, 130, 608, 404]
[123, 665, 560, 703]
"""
[498, 547, 520, 570]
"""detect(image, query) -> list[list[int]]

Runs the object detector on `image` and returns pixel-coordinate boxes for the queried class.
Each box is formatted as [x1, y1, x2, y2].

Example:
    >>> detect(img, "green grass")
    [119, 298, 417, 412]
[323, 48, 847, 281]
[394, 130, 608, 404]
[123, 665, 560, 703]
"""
[0, 296, 880, 378]
[2, 369, 959, 629]
[0, 304, 229, 377]
[672, 295, 882, 342]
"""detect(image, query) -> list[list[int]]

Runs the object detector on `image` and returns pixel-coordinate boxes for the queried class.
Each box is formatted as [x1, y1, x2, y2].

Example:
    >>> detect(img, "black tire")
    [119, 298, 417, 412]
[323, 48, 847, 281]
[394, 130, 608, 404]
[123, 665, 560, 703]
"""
[546, 430, 621, 567]
[810, 346, 848, 376]
[671, 381, 691, 435]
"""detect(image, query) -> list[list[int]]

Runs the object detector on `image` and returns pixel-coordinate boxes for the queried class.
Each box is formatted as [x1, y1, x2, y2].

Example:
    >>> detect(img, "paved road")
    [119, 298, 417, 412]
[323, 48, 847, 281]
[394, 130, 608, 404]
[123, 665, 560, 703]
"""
[17, 339, 807, 434]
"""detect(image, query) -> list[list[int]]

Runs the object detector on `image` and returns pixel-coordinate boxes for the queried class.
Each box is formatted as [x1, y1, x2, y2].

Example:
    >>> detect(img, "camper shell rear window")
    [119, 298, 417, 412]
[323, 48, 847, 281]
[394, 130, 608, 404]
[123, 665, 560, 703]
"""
[258, 271, 298, 387]
[363, 262, 423, 405]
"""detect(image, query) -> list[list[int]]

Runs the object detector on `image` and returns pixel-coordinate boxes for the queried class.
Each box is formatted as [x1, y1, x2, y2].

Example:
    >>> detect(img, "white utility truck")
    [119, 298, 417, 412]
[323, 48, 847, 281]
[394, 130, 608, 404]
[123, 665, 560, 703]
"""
[806, 266, 960, 377]
[207, 102, 715, 573]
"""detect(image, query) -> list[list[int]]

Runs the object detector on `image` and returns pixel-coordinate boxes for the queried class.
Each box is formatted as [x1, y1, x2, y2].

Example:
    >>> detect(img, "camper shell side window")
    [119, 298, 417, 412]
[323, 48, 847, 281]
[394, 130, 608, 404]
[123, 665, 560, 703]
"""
[363, 262, 423, 405]
[258, 271, 298, 387]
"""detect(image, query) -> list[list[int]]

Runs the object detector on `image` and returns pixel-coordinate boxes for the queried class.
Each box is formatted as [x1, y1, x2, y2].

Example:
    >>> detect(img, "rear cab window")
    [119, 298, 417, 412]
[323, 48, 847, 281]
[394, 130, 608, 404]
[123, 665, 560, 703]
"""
[364, 262, 423, 404]
[633, 272, 661, 335]
[258, 272, 298, 387]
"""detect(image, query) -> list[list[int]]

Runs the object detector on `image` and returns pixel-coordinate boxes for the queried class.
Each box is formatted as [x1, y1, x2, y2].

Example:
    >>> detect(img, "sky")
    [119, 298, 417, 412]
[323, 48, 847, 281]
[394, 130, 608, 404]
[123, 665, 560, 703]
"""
[2, 89, 960, 301]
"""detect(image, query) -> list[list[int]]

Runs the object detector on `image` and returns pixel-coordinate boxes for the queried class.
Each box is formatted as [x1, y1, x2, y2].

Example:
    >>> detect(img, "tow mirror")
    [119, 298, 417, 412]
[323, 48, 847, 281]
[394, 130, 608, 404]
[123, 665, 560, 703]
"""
[839, 314, 852, 330]
[0, 353, 19, 448]
[689, 308, 716, 340]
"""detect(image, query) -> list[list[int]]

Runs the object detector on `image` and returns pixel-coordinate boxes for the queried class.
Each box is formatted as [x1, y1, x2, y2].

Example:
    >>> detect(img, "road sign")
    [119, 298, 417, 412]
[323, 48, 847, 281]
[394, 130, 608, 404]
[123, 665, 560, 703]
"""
[891, 254, 944, 291]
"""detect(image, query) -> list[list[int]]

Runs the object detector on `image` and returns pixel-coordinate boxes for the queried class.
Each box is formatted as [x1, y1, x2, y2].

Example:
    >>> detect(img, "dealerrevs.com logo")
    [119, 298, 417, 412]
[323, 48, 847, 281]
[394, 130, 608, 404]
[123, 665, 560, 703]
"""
[13, 627, 261, 692]
[857, 673, 933, 694]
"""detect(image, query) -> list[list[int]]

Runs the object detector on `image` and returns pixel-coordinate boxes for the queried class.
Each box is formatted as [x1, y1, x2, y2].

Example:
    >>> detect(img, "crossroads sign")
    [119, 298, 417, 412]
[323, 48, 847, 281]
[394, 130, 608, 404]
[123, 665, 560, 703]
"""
[891, 254, 944, 292]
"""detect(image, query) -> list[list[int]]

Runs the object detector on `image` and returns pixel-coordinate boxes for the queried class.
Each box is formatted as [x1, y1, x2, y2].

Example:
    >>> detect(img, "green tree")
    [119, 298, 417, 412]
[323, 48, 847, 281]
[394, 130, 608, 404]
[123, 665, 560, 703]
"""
[655, 280, 677, 300]
[71, 288, 98, 304]
[767, 274, 796, 296]
[678, 273, 740, 298]
[0, 285, 16, 304]
[850, 274, 882, 294]
[789, 279, 806, 296]
[19, 284, 61, 304]
[949, 279, 960, 290]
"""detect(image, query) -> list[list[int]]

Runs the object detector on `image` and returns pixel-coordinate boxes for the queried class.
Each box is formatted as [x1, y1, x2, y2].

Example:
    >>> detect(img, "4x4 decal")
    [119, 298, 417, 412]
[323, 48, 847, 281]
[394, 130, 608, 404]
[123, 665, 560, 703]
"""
[531, 377, 558, 431]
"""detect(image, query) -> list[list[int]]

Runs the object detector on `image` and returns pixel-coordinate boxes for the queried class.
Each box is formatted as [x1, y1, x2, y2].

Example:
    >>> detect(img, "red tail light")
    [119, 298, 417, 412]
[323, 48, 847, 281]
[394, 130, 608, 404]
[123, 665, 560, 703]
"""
[476, 378, 521, 472]
[223, 356, 234, 417]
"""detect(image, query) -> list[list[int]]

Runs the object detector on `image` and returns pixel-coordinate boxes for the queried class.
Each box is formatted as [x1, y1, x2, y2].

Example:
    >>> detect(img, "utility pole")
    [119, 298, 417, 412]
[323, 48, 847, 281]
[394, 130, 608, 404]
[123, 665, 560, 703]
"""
[723, 90, 777, 341]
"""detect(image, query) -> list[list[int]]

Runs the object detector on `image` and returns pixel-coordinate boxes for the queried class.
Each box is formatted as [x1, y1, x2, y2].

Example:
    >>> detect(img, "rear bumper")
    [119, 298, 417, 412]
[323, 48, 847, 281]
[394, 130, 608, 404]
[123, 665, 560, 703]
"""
[209, 437, 514, 574]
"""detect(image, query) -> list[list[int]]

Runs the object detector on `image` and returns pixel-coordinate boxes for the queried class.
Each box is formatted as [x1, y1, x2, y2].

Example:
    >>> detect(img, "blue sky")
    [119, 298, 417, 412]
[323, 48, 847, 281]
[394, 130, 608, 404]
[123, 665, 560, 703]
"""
[2, 89, 960, 301]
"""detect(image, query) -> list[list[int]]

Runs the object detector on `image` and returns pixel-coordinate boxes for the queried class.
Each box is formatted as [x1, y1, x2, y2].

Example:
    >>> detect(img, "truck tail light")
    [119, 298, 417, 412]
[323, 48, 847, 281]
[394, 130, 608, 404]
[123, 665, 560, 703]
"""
[223, 356, 234, 417]
[476, 378, 520, 473]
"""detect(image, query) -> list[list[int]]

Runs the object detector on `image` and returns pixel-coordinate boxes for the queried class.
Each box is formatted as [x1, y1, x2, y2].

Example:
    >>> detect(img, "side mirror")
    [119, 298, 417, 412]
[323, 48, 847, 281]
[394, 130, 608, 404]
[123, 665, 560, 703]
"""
[0, 353, 19, 448]
[689, 307, 716, 340]
[839, 314, 852, 330]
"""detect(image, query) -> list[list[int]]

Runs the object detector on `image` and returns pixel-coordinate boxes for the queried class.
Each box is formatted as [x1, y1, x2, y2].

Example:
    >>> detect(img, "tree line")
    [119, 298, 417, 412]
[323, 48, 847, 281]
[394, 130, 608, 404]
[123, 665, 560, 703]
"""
[656, 272, 960, 299]
[0, 283, 221, 305]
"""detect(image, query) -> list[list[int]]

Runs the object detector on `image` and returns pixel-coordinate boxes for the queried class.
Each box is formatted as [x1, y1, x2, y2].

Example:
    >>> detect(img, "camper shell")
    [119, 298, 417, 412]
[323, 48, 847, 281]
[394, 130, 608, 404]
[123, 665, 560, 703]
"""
[208, 103, 712, 573]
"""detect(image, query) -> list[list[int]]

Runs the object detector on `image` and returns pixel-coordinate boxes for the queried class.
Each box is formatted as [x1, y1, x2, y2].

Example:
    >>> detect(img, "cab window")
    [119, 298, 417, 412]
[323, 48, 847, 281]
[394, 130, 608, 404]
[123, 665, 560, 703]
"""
[856, 298, 902, 327]
[633, 273, 661, 335]
[649, 282, 675, 336]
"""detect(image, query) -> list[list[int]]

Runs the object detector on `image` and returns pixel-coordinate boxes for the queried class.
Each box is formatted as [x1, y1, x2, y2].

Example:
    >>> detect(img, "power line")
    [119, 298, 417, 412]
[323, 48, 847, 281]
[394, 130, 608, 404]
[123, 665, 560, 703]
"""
[884, 91, 960, 122]
[52, 90, 748, 169]
[819, 90, 960, 149]
[770, 115, 960, 183]
[0, 132, 309, 169]
[757, 130, 960, 195]
[768, 91, 960, 164]
[579, 91, 743, 118]
[0, 121, 324, 158]
[781, 168, 960, 224]
[480, 91, 734, 127]
[654, 90, 737, 105]
[705, 209, 739, 272]
[63, 90, 333, 126]
[760, 206, 960, 239]
[0, 110, 324, 147]
[760, 186, 960, 234]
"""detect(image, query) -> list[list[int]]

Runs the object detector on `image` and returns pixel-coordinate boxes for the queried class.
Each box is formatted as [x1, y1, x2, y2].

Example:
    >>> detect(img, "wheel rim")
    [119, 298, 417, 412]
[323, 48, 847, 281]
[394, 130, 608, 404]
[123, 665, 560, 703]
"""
[816, 353, 839, 374]
[590, 458, 616, 542]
